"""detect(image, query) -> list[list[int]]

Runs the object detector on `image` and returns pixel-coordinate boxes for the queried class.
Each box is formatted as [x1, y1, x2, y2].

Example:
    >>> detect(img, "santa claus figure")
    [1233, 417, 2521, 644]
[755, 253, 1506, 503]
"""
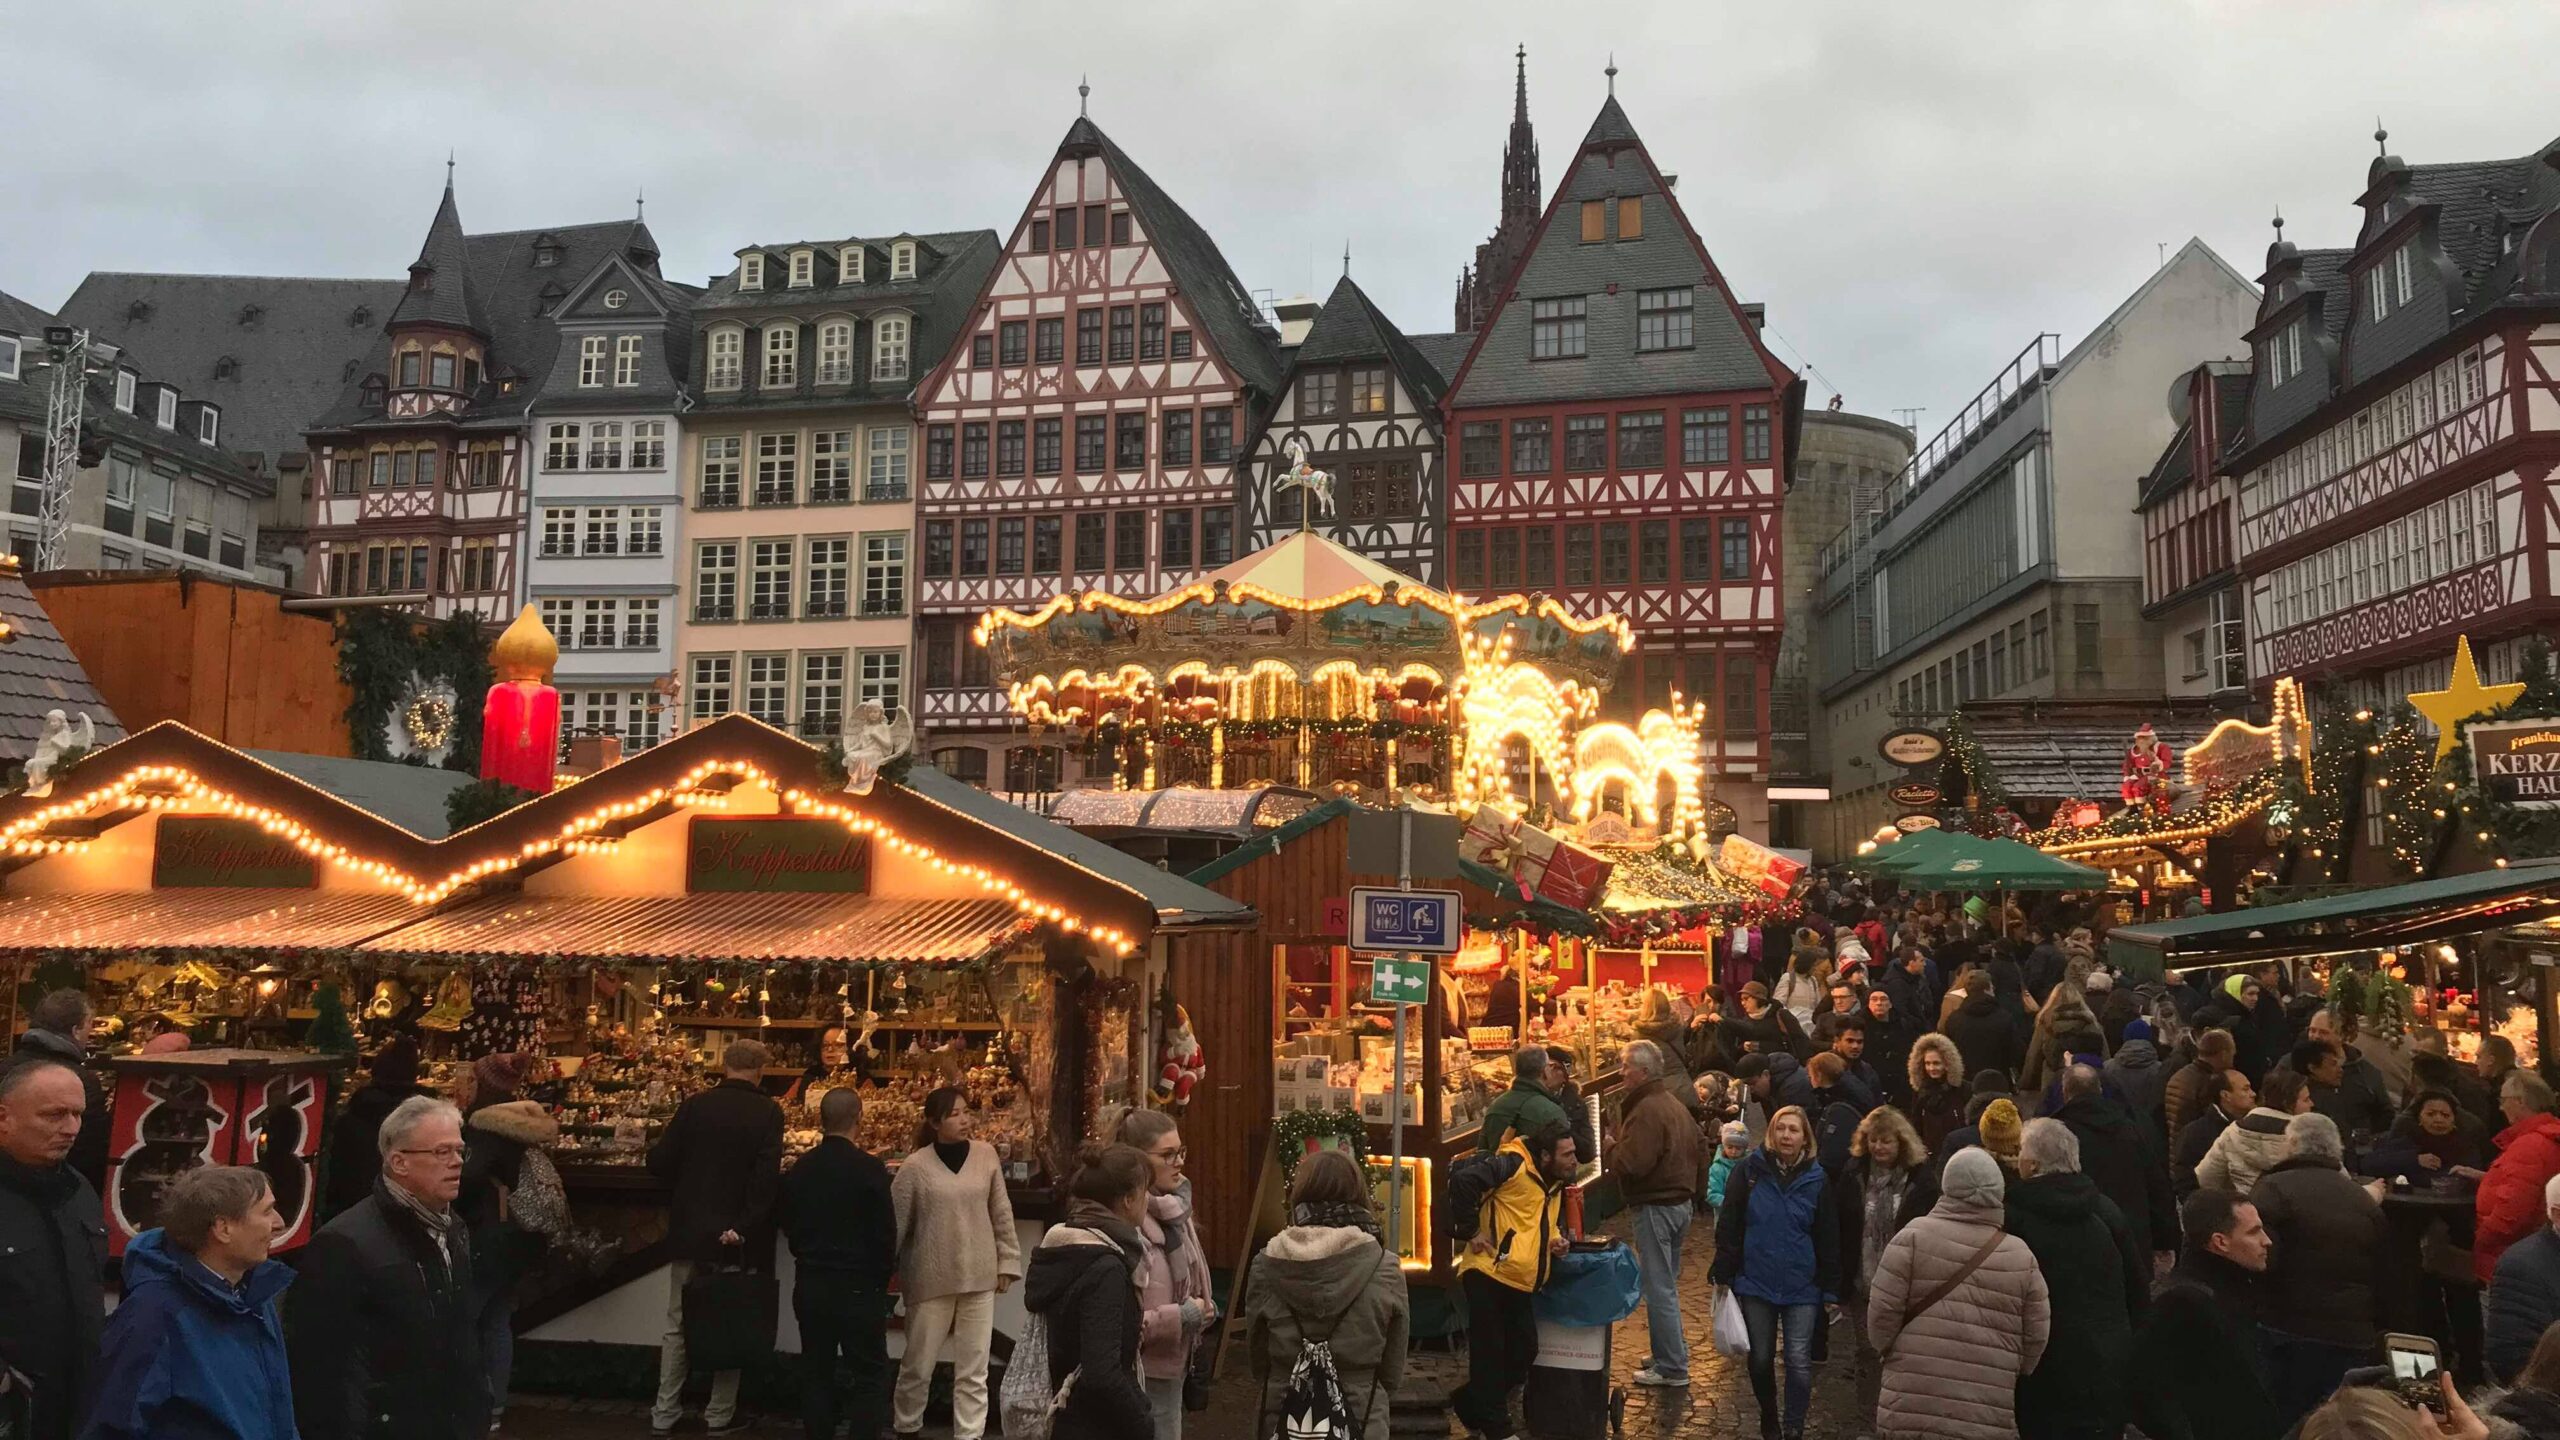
[2121, 723, 2175, 808]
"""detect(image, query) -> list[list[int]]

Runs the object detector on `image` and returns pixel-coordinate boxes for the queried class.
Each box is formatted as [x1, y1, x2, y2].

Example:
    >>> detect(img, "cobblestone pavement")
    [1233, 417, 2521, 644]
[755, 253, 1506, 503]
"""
[501, 1212, 1864, 1439]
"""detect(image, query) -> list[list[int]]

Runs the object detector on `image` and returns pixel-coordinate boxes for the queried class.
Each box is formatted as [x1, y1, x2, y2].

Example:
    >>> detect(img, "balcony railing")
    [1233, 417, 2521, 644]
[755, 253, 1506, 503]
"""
[693, 602, 735, 623]
[806, 598, 849, 619]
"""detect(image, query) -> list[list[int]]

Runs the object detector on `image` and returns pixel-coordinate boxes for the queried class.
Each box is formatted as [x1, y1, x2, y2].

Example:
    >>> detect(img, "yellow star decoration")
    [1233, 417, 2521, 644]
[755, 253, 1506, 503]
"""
[2407, 634, 2526, 760]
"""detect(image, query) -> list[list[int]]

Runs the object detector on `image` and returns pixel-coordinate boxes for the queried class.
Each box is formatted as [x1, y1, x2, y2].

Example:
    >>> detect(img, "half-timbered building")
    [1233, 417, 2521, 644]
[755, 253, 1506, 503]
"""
[1240, 274, 1452, 583]
[305, 179, 664, 621]
[2228, 132, 2560, 719]
[1441, 80, 1803, 837]
[2139, 361, 2251, 701]
[677, 228, 997, 747]
[914, 110, 1281, 789]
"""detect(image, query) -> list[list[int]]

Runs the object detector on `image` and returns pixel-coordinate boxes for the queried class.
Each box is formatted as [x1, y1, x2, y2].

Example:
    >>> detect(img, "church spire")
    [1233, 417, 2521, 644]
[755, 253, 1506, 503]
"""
[1502, 44, 1540, 230]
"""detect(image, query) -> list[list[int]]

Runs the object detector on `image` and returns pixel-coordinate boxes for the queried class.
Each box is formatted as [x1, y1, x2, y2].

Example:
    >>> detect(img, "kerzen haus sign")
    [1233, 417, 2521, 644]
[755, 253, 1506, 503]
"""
[687, 818, 872, 893]
[2466, 719, 2560, 809]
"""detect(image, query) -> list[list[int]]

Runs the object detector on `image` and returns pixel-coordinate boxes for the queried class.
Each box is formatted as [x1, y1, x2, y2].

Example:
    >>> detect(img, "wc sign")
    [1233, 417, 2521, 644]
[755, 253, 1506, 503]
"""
[1349, 886, 1462, 954]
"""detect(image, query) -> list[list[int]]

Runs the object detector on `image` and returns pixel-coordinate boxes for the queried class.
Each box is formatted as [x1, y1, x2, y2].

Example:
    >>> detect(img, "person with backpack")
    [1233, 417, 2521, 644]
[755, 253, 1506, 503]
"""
[1244, 1150, 1408, 1440]
[1447, 1118, 1576, 1440]
[456, 1052, 559, 1434]
[1019, 1144, 1156, 1440]
[1711, 1105, 1841, 1440]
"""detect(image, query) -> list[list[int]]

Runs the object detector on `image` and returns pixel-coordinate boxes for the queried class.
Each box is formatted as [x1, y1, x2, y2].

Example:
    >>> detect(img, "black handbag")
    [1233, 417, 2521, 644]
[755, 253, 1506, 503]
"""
[682, 1263, 779, 1373]
[1183, 1339, 1213, 1412]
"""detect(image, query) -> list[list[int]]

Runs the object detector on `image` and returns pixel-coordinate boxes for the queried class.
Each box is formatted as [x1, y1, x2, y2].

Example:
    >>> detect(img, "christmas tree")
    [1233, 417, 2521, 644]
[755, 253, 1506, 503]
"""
[308, 980, 357, 1055]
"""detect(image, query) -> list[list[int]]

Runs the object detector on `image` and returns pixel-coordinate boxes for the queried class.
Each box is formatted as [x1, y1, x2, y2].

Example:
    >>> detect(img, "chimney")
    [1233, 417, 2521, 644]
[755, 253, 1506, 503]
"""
[1271, 295, 1321, 347]
[564, 733, 624, 778]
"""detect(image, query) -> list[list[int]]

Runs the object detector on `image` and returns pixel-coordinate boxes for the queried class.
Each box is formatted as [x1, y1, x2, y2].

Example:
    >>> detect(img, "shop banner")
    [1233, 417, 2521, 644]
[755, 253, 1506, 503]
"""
[153, 816, 317, 888]
[687, 818, 872, 893]
[1720, 833, 1805, 899]
[2467, 718, 2560, 809]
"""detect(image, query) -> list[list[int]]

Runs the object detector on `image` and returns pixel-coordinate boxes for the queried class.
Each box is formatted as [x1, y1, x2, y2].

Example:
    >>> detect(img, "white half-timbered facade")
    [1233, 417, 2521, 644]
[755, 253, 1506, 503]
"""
[2228, 133, 2560, 716]
[1241, 274, 1450, 583]
[913, 113, 1281, 786]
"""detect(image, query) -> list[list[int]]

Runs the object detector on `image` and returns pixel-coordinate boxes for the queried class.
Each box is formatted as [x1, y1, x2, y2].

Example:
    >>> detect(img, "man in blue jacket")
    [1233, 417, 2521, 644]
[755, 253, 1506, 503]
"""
[82, 1164, 295, 1440]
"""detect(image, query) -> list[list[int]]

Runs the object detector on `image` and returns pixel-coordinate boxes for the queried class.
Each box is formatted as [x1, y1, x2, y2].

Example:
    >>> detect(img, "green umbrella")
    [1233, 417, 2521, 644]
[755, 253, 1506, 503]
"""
[1842, 826, 1958, 874]
[1894, 833, 2107, 891]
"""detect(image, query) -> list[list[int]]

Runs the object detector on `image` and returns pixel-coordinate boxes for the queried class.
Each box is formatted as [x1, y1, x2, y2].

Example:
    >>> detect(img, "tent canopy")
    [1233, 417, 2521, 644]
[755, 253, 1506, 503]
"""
[1888, 833, 2108, 891]
[1841, 828, 1958, 874]
[2107, 859, 2560, 970]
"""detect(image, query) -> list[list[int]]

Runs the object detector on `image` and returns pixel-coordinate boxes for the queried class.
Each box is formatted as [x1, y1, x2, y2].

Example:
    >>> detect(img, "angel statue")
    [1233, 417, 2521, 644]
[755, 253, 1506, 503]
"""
[23, 709, 95, 797]
[1274, 439, 1334, 530]
[838, 700, 916, 795]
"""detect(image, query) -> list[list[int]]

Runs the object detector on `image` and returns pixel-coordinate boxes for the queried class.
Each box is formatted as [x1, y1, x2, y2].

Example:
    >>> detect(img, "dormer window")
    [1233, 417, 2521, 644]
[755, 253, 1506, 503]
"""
[398, 349, 422, 388]
[349, 305, 372, 328]
[763, 324, 798, 388]
[789, 250, 814, 288]
[197, 407, 219, 446]
[537, 282, 568, 316]
[431, 352, 456, 389]
[708, 328, 743, 390]
[155, 389, 177, 429]
[362, 375, 387, 407]
[0, 334, 20, 383]
[534, 241, 563, 267]
[114, 370, 135, 412]
[237, 305, 264, 328]
[873, 315, 910, 381]
[891, 243, 916, 280]
[2394, 244, 2415, 305]
[740, 254, 766, 292]
[214, 356, 239, 381]
[840, 246, 865, 283]
[127, 300, 153, 323]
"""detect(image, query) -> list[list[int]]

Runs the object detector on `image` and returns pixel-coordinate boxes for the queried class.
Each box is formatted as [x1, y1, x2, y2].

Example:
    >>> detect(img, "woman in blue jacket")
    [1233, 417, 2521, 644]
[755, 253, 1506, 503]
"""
[83, 1165, 295, 1440]
[1710, 1106, 1841, 1440]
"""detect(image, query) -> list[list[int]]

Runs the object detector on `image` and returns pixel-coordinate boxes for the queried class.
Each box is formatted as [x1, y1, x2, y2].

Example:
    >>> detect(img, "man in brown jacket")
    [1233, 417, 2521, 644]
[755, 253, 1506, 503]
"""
[1608, 1039, 1704, 1388]
[2163, 1028, 2235, 1138]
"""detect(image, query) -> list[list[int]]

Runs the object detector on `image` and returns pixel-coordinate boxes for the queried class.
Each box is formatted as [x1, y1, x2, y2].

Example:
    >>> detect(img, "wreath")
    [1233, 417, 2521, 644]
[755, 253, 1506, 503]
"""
[1272, 1106, 1370, 1185]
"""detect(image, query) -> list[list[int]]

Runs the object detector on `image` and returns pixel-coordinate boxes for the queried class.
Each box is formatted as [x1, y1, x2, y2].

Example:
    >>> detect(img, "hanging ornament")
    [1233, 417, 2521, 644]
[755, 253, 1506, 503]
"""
[386, 675, 460, 765]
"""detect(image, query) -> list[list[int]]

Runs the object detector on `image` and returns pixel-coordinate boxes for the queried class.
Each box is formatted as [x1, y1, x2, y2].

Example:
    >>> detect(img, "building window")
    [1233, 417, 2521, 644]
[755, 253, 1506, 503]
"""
[811, 430, 854, 503]
[1035, 317, 1064, 364]
[689, 655, 734, 722]
[2395, 243, 2415, 305]
[1682, 409, 1723, 465]
[1205, 408, 1237, 464]
[891, 242, 916, 279]
[1637, 520, 1670, 583]
[923, 521, 953, 579]
[1074, 514, 1106, 573]
[1722, 658, 1755, 737]
[1346, 462, 1378, 519]
[995, 516, 1026, 575]
[1511, 418, 1551, 473]
[0, 336, 18, 383]
[739, 254, 765, 291]
[817, 321, 854, 384]
[583, 507, 621, 556]
[1162, 411, 1192, 467]
[1564, 415, 1607, 472]
[586, 421, 624, 471]
[1490, 527, 1521, 587]
[743, 654, 790, 726]
[630, 508, 663, 556]
[925, 424, 953, 480]
[1075, 415, 1106, 474]
[1114, 510, 1145, 571]
[1202, 507, 1233, 566]
[749, 540, 795, 620]
[797, 654, 843, 738]
[1055, 207, 1079, 250]
[1678, 518, 1711, 580]
[1076, 309, 1102, 366]
[1564, 525, 1593, 586]
[1082, 205, 1104, 248]
[397, 350, 421, 388]
[693, 542, 738, 621]
[1109, 210, 1133, 245]
[972, 335, 994, 369]
[545, 423, 581, 471]
[858, 649, 903, 716]
[840, 245, 865, 282]
[113, 370, 133, 411]
[996, 420, 1026, 478]
[1600, 522, 1631, 584]
[862, 533, 906, 615]
[1028, 218, 1050, 253]
[1637, 288, 1693, 351]
[1720, 518, 1751, 580]
[1531, 297, 1588, 360]
[756, 325, 795, 388]
[1302, 372, 1340, 419]
[1460, 421, 1501, 477]
[2073, 603, 2102, 676]
[1031, 516, 1062, 575]
[2029, 609, 2051, 677]
[789, 250, 814, 288]
[428, 352, 454, 389]
[1000, 321, 1028, 366]
[934, 746, 987, 786]
[1032, 418, 1063, 477]
[872, 316, 909, 380]
[1116, 412, 1147, 471]
[960, 518, 988, 576]
[699, 436, 742, 507]
[755, 433, 798, 505]
[1170, 331, 1193, 360]
[960, 423, 988, 479]
[1161, 508, 1194, 570]
[1580, 200, 1606, 243]
[1349, 366, 1389, 414]
[708, 329, 742, 389]
[1108, 306, 1135, 363]
[1617, 412, 1664, 469]
[1381, 458, 1416, 517]
[1139, 303, 1166, 360]
[1742, 404, 1771, 462]
[1524, 526, 1554, 588]
[631, 420, 666, 469]
[611, 335, 641, 387]
[1454, 530, 1485, 589]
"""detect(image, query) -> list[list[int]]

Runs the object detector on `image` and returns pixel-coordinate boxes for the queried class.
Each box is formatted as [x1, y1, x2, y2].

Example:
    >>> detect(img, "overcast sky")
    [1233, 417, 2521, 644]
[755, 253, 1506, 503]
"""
[7, 0, 2553, 439]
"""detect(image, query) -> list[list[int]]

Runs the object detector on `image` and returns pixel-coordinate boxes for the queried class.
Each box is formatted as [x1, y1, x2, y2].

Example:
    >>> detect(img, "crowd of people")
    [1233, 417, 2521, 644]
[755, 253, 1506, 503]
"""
[1440, 879, 2560, 1440]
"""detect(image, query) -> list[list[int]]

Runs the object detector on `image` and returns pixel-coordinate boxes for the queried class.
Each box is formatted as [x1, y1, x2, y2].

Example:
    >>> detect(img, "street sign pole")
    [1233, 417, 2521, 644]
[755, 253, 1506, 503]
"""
[1389, 809, 1410, 1253]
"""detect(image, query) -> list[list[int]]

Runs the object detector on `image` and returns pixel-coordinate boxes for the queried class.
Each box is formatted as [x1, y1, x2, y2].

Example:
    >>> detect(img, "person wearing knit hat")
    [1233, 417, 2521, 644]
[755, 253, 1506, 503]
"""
[1976, 1100, 2025, 1173]
[1869, 1146, 2048, 1440]
[470, 1051, 531, 1109]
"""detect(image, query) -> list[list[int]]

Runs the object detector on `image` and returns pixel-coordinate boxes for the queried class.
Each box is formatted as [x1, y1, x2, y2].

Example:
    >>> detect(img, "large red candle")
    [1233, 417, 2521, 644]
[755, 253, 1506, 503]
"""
[480, 604, 562, 792]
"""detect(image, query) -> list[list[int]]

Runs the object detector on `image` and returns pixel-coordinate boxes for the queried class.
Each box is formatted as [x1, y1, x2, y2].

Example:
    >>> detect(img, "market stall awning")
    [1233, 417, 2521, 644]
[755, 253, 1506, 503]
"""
[1892, 835, 2108, 891]
[0, 888, 425, 950]
[2107, 860, 2560, 971]
[356, 892, 1031, 963]
[1841, 828, 1960, 874]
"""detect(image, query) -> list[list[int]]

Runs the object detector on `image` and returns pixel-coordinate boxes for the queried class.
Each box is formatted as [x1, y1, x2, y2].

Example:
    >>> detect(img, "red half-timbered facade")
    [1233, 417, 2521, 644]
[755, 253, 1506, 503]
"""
[2139, 362, 2250, 698]
[2229, 134, 2560, 716]
[305, 181, 664, 621]
[1441, 84, 1802, 834]
[914, 113, 1282, 784]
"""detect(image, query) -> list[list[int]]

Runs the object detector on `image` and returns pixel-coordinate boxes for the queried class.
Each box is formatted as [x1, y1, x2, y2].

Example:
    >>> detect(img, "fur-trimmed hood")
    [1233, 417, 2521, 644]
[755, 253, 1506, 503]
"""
[1909, 1032, 1964, 1094]
[466, 1099, 559, 1146]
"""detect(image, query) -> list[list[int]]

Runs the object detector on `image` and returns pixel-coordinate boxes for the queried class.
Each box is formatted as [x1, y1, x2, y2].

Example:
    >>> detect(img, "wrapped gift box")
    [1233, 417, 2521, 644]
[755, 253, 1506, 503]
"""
[1519, 827, 1614, 911]
[1460, 806, 1523, 868]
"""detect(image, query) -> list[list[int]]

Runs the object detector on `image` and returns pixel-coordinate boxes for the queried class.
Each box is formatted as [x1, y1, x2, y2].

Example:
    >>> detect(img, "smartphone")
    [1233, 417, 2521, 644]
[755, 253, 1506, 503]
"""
[2385, 1333, 2442, 1383]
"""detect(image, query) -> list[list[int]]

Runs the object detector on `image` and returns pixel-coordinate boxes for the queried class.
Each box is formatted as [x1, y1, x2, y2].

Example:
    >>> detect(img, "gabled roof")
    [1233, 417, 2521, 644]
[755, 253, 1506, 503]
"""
[1406, 331, 1472, 385]
[0, 563, 125, 763]
[1581, 94, 1641, 149]
[1290, 274, 1449, 408]
[388, 184, 486, 335]
[1058, 116, 1282, 396]
[58, 274, 407, 471]
[0, 289, 261, 490]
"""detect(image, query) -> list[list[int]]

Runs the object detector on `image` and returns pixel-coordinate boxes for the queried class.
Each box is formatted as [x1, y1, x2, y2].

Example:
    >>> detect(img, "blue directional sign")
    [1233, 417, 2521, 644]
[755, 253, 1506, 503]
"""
[1349, 886, 1462, 955]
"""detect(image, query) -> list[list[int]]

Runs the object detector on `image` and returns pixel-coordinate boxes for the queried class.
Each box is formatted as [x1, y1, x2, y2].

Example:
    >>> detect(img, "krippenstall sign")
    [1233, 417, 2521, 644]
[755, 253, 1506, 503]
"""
[2466, 719, 2560, 810]
[153, 816, 317, 888]
[687, 818, 872, 893]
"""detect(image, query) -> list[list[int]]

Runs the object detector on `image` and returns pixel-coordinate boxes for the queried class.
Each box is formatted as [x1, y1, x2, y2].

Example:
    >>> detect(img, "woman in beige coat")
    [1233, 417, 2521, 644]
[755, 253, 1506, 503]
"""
[1866, 1147, 2050, 1440]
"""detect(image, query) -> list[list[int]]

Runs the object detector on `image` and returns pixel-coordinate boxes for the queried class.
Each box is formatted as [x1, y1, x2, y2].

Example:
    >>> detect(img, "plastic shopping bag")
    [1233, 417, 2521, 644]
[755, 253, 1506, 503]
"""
[1711, 1287, 1751, 1358]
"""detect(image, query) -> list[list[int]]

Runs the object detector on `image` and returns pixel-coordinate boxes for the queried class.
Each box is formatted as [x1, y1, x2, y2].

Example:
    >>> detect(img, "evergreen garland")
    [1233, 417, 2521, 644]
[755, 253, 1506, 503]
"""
[1271, 1106, 1371, 1184]
[444, 778, 537, 832]
[1942, 712, 2010, 810]
[338, 609, 495, 771]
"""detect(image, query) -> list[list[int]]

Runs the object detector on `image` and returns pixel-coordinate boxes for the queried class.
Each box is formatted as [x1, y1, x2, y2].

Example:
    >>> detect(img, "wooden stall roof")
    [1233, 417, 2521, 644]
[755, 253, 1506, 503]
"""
[361, 893, 1028, 963]
[0, 888, 422, 950]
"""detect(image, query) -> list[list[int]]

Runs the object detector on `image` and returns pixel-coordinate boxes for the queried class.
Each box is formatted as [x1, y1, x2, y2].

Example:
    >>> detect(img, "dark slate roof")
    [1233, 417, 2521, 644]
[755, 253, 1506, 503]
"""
[529, 254, 699, 414]
[2403, 144, 2560, 310]
[1407, 331, 1472, 385]
[689, 230, 1000, 412]
[0, 565, 125, 764]
[1447, 94, 1787, 408]
[57, 274, 406, 471]
[1062, 117, 1283, 396]
[245, 749, 473, 838]
[388, 184, 487, 335]
[901, 762, 1252, 926]
[2135, 418, 2194, 510]
[0, 289, 261, 490]
[1292, 275, 1449, 407]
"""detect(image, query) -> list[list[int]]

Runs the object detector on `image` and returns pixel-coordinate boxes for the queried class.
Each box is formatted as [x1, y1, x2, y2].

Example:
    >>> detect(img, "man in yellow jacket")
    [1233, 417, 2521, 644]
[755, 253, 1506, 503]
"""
[1448, 1118, 1575, 1440]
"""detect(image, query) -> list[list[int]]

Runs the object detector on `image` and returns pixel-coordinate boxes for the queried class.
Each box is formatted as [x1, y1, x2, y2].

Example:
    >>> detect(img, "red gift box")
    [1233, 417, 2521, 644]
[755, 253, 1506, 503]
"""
[1529, 834, 1614, 911]
[1460, 807, 1522, 868]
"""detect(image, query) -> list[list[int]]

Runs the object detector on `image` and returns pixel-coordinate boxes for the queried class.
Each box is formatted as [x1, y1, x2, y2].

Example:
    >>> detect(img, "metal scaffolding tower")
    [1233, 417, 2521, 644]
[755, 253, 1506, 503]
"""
[30, 327, 117, 571]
